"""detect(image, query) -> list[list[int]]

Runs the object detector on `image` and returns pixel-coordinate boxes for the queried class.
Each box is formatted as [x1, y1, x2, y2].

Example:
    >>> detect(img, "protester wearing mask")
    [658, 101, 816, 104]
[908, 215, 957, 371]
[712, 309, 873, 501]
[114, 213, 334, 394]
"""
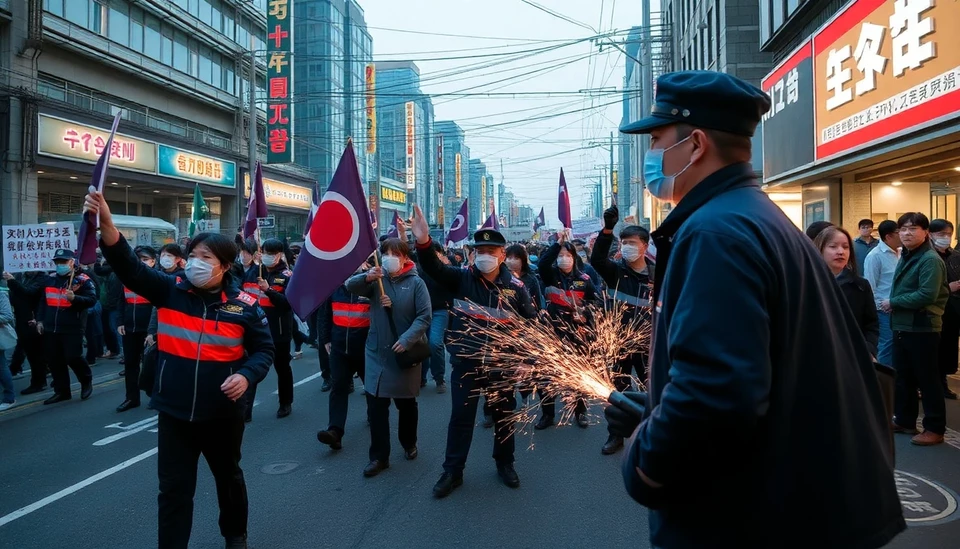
[929, 219, 960, 399]
[90, 189, 274, 549]
[245, 238, 296, 419]
[505, 245, 544, 310]
[591, 205, 656, 455]
[158, 243, 186, 278]
[115, 246, 159, 412]
[37, 250, 98, 405]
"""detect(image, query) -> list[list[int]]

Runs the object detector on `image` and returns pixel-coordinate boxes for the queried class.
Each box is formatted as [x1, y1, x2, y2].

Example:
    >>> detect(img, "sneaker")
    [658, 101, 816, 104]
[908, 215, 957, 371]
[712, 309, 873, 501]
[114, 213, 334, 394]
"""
[436, 381, 447, 394]
[911, 431, 945, 446]
[0, 401, 16, 411]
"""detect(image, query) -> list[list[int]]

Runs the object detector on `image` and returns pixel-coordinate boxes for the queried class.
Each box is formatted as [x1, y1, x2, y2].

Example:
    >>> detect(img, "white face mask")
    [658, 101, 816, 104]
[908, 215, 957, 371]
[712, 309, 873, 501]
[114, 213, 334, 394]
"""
[381, 255, 401, 274]
[505, 258, 522, 272]
[474, 254, 500, 274]
[620, 244, 641, 263]
[185, 258, 221, 288]
[933, 236, 951, 249]
[262, 254, 279, 268]
[159, 255, 176, 270]
[557, 256, 574, 271]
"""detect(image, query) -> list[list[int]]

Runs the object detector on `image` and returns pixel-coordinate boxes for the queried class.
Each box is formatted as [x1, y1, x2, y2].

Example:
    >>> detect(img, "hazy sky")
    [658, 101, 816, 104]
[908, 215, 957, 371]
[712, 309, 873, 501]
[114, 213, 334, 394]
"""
[358, 0, 642, 223]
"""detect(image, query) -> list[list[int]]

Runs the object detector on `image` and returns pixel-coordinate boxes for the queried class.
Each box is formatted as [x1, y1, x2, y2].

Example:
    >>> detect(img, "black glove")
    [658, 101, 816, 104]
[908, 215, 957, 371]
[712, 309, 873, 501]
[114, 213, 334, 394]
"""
[605, 390, 647, 438]
[603, 205, 619, 231]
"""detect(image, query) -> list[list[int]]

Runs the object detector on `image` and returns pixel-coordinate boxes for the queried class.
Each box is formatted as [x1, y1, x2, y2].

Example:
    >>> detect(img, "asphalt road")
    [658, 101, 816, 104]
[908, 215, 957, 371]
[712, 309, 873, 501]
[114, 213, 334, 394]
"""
[1, 350, 960, 548]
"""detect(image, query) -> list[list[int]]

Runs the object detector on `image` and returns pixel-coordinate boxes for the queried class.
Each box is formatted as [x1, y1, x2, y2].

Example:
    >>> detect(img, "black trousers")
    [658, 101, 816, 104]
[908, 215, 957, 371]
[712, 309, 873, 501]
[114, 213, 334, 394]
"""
[122, 331, 148, 402]
[328, 349, 366, 433]
[13, 328, 47, 388]
[366, 394, 417, 462]
[609, 353, 648, 435]
[273, 337, 293, 406]
[541, 392, 586, 418]
[893, 331, 946, 435]
[443, 360, 516, 475]
[45, 332, 91, 396]
[158, 413, 247, 549]
[937, 309, 960, 381]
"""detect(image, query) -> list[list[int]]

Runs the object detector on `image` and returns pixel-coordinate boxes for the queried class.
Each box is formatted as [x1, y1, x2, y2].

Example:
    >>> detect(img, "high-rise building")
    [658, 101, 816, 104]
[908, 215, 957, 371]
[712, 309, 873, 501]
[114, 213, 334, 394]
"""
[468, 158, 485, 226]
[2, 0, 317, 241]
[435, 121, 470, 229]
[375, 61, 435, 222]
[294, 0, 372, 190]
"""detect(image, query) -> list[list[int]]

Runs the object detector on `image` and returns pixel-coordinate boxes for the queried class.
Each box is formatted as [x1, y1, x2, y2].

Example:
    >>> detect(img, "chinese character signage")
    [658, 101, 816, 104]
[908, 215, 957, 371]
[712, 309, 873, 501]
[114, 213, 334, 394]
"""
[611, 170, 619, 203]
[381, 185, 407, 206]
[158, 145, 237, 188]
[243, 173, 311, 210]
[455, 153, 462, 198]
[3, 223, 76, 273]
[266, 0, 294, 164]
[761, 40, 816, 180]
[369, 193, 380, 229]
[365, 65, 377, 154]
[813, 0, 960, 161]
[405, 101, 416, 190]
[37, 114, 157, 174]
[480, 176, 487, 219]
[437, 137, 444, 196]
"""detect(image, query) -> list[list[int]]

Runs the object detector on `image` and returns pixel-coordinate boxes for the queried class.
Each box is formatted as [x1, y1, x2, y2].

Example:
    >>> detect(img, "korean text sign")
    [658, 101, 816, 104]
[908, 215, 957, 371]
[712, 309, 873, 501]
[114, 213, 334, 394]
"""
[37, 114, 157, 174]
[761, 40, 816, 180]
[3, 223, 77, 273]
[813, 0, 960, 160]
[266, 0, 294, 164]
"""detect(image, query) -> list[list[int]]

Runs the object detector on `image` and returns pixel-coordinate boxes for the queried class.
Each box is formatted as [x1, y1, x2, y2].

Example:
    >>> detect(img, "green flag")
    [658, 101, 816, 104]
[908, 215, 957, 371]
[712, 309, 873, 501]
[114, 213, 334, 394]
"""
[188, 184, 208, 237]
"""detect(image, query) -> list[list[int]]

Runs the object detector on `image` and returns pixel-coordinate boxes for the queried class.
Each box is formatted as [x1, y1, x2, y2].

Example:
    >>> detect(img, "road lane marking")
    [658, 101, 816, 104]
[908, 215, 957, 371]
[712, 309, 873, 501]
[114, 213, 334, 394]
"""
[93, 416, 160, 446]
[0, 447, 158, 528]
[272, 372, 322, 395]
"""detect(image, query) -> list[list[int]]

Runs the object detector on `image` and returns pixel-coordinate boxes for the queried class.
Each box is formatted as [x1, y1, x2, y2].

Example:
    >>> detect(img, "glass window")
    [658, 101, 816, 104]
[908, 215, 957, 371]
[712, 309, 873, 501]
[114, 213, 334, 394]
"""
[199, 0, 211, 25]
[130, 21, 143, 51]
[144, 15, 161, 60]
[759, 0, 771, 44]
[190, 50, 199, 78]
[787, 0, 799, 14]
[47, 0, 65, 17]
[90, 0, 103, 33]
[189, 0, 200, 17]
[222, 11, 234, 40]
[225, 66, 235, 94]
[172, 0, 187, 9]
[199, 49, 212, 84]
[107, 0, 129, 46]
[772, 0, 785, 29]
[173, 32, 189, 72]
[161, 29, 173, 66]
[64, 0, 89, 27]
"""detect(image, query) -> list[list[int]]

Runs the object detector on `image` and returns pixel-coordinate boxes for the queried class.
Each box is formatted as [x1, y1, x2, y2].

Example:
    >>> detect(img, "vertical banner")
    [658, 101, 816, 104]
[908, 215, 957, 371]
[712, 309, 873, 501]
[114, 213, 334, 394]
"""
[404, 101, 416, 190]
[365, 64, 377, 154]
[436, 136, 444, 225]
[454, 152, 462, 198]
[480, 176, 487, 219]
[266, 0, 294, 164]
[611, 170, 619, 205]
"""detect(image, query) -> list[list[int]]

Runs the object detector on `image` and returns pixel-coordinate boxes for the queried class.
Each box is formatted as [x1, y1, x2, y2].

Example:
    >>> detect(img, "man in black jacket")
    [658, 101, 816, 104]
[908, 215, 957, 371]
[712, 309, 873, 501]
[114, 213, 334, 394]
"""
[409, 211, 536, 499]
[414, 240, 453, 393]
[605, 71, 904, 547]
[591, 205, 655, 455]
[3, 271, 49, 394]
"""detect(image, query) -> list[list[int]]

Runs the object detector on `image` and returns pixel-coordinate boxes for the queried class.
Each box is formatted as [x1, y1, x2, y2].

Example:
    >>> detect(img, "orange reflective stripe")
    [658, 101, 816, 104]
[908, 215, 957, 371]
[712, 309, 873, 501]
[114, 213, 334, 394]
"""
[44, 288, 70, 307]
[123, 287, 150, 305]
[545, 288, 584, 309]
[332, 302, 370, 314]
[157, 333, 245, 361]
[158, 308, 245, 339]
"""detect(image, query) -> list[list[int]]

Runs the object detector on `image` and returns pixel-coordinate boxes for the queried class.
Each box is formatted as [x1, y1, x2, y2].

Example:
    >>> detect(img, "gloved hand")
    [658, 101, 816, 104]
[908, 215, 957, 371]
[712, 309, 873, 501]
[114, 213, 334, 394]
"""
[603, 205, 619, 231]
[605, 390, 647, 438]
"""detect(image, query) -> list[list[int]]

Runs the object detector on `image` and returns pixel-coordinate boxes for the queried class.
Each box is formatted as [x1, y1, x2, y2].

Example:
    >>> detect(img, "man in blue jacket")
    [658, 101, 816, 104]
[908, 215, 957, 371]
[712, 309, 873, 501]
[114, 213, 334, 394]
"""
[605, 71, 904, 548]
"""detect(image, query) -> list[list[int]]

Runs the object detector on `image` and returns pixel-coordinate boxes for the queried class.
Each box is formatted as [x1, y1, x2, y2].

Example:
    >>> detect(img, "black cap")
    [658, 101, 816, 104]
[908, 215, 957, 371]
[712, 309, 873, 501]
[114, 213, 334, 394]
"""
[620, 71, 771, 137]
[53, 249, 75, 261]
[473, 229, 507, 247]
[135, 246, 157, 260]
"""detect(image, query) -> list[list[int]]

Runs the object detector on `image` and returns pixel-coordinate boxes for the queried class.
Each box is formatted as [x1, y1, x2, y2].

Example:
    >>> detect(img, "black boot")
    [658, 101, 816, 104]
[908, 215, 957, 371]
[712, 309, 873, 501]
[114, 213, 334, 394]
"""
[116, 399, 140, 413]
[497, 463, 521, 488]
[224, 535, 247, 549]
[433, 472, 463, 498]
[316, 429, 343, 450]
[276, 404, 292, 418]
[534, 414, 554, 430]
[43, 393, 71, 405]
[601, 435, 624, 455]
[363, 460, 389, 478]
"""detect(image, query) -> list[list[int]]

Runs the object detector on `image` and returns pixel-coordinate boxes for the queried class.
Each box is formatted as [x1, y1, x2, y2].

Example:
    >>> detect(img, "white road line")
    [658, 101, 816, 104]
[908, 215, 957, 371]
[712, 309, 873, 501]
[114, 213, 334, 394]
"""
[93, 417, 160, 446]
[272, 372, 322, 395]
[0, 447, 158, 528]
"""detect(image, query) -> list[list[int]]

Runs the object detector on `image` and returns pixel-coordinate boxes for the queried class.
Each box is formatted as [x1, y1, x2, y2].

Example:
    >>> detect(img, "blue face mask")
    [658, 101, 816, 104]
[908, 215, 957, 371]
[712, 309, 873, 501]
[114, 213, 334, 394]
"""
[643, 137, 692, 203]
[530, 255, 539, 263]
[55, 264, 71, 276]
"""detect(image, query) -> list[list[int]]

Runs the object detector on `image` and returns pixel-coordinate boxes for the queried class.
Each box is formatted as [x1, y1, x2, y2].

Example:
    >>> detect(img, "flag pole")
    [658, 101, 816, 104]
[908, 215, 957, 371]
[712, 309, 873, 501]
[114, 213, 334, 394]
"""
[370, 248, 386, 296]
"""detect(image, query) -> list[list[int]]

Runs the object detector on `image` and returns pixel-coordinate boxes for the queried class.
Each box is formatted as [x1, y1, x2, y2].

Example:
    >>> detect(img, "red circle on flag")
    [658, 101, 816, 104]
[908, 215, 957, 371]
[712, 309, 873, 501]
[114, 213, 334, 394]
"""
[311, 200, 353, 252]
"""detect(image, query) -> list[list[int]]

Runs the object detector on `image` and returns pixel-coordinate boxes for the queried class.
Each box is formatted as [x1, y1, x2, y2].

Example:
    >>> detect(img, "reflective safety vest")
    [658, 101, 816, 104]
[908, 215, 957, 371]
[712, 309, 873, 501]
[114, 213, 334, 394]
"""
[157, 308, 245, 362]
[452, 299, 515, 324]
[544, 286, 585, 309]
[124, 286, 150, 305]
[332, 301, 370, 328]
[45, 287, 70, 308]
[258, 283, 285, 308]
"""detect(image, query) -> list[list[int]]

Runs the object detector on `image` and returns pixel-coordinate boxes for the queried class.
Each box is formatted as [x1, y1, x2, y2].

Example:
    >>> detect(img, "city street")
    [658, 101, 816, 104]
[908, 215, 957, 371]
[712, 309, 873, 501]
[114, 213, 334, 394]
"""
[2, 348, 960, 548]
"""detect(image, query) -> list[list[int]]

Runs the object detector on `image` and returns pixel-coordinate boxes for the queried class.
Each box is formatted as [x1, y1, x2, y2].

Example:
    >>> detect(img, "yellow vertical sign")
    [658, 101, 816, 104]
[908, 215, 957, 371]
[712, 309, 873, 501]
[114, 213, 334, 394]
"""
[455, 153, 462, 198]
[365, 64, 376, 154]
[480, 176, 487, 219]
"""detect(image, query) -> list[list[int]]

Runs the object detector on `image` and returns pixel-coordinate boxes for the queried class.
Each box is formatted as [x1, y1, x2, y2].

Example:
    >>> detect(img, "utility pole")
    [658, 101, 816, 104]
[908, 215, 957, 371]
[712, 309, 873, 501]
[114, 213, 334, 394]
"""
[640, 0, 653, 223]
[245, 35, 257, 233]
[609, 131, 615, 209]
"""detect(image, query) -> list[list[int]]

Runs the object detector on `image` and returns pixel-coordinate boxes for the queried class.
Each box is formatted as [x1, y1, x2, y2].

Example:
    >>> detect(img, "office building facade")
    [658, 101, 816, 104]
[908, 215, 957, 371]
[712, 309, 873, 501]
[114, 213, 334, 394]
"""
[435, 120, 469, 230]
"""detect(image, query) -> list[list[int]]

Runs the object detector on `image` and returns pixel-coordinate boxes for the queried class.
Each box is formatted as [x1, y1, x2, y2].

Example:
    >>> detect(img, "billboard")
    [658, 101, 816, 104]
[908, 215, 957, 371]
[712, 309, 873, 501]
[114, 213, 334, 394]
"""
[812, 0, 960, 160]
[365, 64, 376, 154]
[761, 40, 816, 180]
[405, 101, 416, 190]
[266, 0, 294, 164]
[37, 114, 157, 174]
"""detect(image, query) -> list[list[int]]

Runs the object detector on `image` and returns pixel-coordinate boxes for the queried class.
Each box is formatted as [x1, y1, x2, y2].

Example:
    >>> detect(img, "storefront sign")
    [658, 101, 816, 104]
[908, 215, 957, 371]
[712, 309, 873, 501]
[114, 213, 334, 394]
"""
[158, 145, 236, 188]
[244, 173, 311, 210]
[368, 193, 379, 229]
[762, 40, 816, 180]
[266, 0, 294, 164]
[455, 153, 462, 198]
[365, 65, 377, 154]
[612, 170, 619, 202]
[2, 223, 76, 273]
[381, 185, 407, 206]
[405, 101, 416, 190]
[37, 114, 157, 173]
[813, 0, 960, 160]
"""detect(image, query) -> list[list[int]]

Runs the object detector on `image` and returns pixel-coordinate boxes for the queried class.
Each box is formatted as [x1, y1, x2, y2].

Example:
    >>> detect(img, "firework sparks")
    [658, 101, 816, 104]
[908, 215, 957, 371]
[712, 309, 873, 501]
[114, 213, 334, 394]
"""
[453, 300, 652, 436]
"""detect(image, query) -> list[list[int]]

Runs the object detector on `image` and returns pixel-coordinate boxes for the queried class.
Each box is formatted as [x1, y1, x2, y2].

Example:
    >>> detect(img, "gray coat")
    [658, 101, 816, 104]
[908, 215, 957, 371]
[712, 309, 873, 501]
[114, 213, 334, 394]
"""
[345, 264, 431, 399]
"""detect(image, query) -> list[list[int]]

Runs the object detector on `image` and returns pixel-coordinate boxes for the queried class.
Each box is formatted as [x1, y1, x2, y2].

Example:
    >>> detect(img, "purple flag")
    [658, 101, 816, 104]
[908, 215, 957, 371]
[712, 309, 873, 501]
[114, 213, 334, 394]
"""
[558, 168, 572, 229]
[244, 162, 269, 240]
[286, 143, 378, 320]
[480, 204, 501, 230]
[446, 199, 469, 245]
[77, 112, 122, 265]
[533, 207, 545, 232]
[386, 211, 401, 238]
[302, 182, 321, 239]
